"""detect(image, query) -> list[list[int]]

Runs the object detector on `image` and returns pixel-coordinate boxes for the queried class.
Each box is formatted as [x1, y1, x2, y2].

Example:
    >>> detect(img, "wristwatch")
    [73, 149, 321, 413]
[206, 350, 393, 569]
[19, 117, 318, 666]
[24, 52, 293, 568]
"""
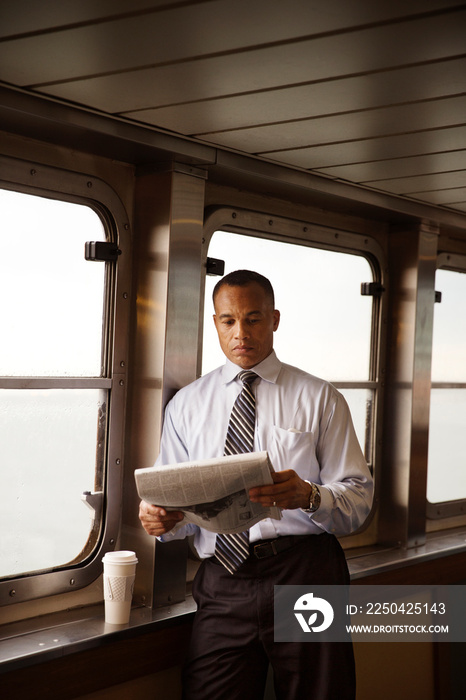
[301, 480, 321, 514]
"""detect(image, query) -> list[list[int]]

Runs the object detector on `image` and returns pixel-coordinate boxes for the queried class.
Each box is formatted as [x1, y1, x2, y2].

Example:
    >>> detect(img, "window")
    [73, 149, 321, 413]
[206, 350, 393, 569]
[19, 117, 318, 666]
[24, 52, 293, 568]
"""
[0, 165, 130, 605]
[0, 189, 107, 579]
[427, 259, 466, 517]
[203, 226, 381, 468]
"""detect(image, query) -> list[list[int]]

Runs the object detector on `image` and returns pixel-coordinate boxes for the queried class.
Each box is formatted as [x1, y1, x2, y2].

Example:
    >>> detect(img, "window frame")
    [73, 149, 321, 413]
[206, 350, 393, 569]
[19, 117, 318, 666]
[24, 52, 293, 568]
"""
[201, 207, 386, 527]
[426, 252, 466, 520]
[0, 155, 132, 606]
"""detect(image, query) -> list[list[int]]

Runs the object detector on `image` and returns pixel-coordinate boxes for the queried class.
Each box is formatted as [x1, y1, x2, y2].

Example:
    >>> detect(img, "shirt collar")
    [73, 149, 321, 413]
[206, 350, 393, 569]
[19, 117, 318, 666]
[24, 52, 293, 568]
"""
[221, 350, 282, 385]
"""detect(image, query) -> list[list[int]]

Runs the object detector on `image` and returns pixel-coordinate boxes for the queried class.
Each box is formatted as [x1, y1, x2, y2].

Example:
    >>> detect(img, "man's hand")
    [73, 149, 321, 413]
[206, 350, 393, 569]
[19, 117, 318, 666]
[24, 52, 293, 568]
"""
[139, 500, 184, 537]
[248, 470, 311, 510]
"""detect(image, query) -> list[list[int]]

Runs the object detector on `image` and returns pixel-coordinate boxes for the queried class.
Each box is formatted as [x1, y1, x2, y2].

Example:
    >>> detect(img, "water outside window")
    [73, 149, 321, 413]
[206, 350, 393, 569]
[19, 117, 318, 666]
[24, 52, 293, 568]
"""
[427, 267, 466, 504]
[0, 189, 108, 577]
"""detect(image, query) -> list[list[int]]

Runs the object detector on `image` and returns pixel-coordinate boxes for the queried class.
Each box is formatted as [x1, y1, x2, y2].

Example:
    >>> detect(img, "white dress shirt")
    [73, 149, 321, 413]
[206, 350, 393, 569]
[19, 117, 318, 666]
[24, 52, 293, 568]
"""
[156, 351, 373, 558]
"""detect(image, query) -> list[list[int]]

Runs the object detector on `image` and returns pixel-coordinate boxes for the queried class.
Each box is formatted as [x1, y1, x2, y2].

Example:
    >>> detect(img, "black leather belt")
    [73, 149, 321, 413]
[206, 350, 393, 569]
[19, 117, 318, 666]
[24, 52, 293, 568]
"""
[252, 535, 302, 559]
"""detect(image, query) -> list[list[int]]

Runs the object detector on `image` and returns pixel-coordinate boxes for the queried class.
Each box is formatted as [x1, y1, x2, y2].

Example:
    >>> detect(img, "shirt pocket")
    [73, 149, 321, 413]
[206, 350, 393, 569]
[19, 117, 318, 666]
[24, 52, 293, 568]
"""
[268, 425, 320, 480]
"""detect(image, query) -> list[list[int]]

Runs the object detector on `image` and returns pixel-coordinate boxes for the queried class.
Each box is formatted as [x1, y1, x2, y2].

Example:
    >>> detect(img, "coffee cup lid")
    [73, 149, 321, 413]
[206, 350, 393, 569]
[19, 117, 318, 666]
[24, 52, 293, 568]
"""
[102, 550, 138, 565]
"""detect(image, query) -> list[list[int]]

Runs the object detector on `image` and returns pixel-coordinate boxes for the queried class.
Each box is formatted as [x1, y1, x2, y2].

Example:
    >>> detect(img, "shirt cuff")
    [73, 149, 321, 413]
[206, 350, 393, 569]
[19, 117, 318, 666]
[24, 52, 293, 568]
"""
[302, 485, 333, 526]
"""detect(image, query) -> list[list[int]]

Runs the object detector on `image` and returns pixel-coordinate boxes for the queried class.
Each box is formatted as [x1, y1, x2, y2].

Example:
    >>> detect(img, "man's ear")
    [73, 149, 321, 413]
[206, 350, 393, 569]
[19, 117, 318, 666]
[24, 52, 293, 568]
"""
[273, 309, 280, 331]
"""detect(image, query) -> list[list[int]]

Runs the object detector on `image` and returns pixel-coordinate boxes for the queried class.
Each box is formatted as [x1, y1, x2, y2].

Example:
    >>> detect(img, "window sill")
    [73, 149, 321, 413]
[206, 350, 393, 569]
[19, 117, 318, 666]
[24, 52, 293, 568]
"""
[347, 526, 466, 581]
[0, 597, 196, 675]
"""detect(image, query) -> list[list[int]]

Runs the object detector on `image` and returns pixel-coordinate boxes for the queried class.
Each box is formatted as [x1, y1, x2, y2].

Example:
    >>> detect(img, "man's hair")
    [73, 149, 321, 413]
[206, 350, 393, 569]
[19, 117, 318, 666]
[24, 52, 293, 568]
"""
[212, 269, 275, 307]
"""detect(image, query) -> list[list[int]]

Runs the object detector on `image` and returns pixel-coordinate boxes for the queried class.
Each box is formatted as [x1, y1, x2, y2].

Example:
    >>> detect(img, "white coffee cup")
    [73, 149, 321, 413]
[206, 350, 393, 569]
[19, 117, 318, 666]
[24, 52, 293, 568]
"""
[102, 550, 138, 625]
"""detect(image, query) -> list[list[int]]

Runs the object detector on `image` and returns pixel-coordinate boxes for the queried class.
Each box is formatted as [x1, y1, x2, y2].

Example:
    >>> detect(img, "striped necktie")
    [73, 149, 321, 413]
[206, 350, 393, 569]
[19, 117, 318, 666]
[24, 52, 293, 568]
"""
[214, 370, 258, 574]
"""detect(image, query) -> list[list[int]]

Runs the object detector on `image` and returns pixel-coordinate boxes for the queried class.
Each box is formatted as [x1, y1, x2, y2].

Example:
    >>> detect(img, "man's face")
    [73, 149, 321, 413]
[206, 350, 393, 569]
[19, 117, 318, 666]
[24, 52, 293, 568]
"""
[213, 283, 280, 369]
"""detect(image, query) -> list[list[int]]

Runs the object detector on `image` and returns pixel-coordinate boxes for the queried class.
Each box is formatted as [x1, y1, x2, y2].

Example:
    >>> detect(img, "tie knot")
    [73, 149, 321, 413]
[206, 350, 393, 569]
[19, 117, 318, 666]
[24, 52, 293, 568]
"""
[238, 370, 258, 386]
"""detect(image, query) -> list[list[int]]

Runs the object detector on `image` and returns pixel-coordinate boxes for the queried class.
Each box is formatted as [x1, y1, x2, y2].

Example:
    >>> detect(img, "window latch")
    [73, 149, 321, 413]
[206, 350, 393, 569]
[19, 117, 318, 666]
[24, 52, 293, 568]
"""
[81, 491, 104, 523]
[206, 257, 225, 276]
[361, 282, 385, 297]
[85, 241, 121, 262]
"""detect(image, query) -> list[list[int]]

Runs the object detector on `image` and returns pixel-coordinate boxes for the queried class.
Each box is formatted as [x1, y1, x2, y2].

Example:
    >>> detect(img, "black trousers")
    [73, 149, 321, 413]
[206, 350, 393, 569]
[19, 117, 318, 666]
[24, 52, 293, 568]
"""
[183, 533, 355, 700]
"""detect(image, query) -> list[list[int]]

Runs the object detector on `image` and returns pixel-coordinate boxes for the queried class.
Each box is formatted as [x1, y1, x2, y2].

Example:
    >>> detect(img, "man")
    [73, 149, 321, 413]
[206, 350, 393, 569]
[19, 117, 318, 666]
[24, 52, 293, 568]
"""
[140, 269, 373, 700]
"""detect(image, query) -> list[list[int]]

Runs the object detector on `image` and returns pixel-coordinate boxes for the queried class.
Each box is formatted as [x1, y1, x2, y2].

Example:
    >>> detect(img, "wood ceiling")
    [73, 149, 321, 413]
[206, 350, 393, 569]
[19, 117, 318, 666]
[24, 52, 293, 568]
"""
[1, 0, 465, 214]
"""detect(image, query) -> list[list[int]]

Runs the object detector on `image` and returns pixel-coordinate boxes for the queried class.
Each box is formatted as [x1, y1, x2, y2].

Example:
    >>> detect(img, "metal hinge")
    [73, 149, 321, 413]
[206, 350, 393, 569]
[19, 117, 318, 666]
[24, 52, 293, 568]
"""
[361, 282, 385, 297]
[206, 257, 225, 276]
[435, 291, 442, 303]
[85, 241, 121, 262]
[81, 491, 104, 523]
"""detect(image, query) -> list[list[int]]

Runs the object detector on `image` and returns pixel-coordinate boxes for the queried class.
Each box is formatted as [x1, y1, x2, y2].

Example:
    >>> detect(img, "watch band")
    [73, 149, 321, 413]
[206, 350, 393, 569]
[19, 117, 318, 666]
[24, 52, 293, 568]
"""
[301, 480, 321, 514]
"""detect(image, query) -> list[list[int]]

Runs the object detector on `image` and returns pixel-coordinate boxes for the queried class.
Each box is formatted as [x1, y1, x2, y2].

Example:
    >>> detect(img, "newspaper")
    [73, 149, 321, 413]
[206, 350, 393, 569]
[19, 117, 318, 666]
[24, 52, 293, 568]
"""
[134, 451, 282, 534]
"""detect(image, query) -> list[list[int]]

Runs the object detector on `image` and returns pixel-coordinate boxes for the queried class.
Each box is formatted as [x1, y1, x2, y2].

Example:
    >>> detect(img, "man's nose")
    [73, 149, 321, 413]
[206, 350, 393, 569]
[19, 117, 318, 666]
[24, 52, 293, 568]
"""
[235, 321, 249, 339]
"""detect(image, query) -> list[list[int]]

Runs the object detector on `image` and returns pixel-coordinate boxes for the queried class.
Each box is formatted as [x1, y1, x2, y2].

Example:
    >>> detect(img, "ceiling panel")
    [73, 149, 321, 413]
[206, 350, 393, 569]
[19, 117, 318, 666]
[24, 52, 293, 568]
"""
[315, 151, 466, 182]
[32, 49, 293, 113]
[0, 0, 171, 38]
[260, 126, 466, 170]
[0, 0, 465, 216]
[363, 171, 466, 195]
[448, 202, 466, 212]
[3, 9, 464, 93]
[123, 57, 466, 134]
[195, 95, 466, 153]
[407, 187, 466, 205]
[1, 0, 458, 39]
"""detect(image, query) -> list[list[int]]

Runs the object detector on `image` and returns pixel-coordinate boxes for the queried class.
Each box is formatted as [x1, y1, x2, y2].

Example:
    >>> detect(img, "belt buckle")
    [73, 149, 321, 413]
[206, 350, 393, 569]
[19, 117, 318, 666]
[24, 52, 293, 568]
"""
[254, 540, 277, 559]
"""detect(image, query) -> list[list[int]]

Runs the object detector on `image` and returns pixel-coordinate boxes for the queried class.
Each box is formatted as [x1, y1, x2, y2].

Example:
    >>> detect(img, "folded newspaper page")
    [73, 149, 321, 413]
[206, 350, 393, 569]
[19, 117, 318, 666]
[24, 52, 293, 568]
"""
[134, 451, 282, 534]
